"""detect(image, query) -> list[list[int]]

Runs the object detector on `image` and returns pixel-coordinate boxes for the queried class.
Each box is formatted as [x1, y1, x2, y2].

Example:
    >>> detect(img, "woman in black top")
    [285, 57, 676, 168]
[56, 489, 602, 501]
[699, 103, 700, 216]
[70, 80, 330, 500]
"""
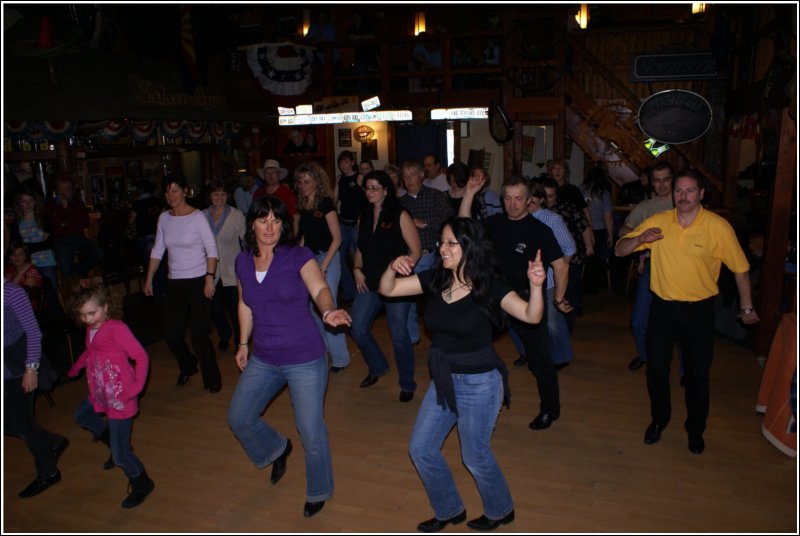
[379, 217, 545, 533]
[350, 170, 420, 402]
[293, 161, 351, 372]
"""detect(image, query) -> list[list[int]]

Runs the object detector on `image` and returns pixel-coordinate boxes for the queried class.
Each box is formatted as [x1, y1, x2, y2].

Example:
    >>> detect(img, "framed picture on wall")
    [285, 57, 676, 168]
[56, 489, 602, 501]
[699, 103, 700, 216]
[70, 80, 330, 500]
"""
[360, 140, 378, 161]
[338, 128, 352, 148]
[280, 125, 320, 155]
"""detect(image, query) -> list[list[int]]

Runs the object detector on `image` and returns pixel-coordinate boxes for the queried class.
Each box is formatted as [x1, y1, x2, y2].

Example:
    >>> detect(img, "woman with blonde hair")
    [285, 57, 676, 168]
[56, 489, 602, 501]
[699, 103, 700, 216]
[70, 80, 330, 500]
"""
[294, 162, 351, 372]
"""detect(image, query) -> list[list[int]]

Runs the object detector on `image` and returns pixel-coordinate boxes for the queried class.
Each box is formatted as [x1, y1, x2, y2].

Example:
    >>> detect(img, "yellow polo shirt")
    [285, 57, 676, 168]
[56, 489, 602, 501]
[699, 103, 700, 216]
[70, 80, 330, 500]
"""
[620, 207, 750, 302]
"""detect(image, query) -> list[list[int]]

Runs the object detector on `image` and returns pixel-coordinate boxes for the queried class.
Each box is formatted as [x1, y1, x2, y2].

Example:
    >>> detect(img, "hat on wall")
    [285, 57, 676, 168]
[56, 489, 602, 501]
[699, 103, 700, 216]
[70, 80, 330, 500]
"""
[257, 159, 288, 181]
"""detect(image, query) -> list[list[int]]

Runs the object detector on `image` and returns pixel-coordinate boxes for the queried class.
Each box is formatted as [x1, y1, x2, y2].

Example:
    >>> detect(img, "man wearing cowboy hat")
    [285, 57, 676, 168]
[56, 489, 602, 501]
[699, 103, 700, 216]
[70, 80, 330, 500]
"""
[253, 159, 298, 218]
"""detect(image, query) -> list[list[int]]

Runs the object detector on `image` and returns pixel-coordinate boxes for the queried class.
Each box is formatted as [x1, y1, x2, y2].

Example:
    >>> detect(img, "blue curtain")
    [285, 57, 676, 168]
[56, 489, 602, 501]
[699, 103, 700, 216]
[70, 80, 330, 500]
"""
[395, 122, 448, 167]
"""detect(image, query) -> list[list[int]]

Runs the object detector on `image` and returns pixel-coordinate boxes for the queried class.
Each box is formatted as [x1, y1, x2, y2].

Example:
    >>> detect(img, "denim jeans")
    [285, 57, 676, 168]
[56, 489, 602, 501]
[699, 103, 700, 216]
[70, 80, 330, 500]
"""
[4, 379, 63, 478]
[74, 398, 144, 478]
[409, 370, 513, 521]
[631, 259, 653, 361]
[55, 234, 102, 277]
[407, 251, 437, 344]
[350, 290, 416, 392]
[338, 223, 359, 302]
[312, 251, 350, 368]
[546, 287, 573, 365]
[227, 354, 334, 502]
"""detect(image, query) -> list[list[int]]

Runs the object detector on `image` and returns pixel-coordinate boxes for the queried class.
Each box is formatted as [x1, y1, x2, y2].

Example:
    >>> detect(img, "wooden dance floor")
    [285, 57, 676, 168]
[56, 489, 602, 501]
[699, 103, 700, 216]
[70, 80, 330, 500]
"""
[3, 290, 797, 533]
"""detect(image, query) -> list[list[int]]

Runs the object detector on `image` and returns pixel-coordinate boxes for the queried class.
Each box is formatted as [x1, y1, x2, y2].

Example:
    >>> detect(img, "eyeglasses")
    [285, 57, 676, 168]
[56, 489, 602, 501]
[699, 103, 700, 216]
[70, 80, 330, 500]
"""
[436, 239, 460, 249]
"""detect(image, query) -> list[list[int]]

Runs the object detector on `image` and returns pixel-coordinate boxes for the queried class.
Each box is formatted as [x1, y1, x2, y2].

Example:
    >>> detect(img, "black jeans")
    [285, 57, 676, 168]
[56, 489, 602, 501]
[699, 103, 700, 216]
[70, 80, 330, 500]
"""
[163, 276, 220, 388]
[646, 295, 715, 434]
[4, 379, 62, 478]
[210, 281, 240, 347]
[509, 293, 560, 418]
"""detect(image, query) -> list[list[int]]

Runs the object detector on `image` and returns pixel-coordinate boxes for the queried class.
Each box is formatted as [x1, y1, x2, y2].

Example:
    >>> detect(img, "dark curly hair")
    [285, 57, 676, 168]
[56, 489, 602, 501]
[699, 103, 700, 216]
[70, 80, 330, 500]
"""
[428, 217, 506, 333]
[244, 195, 294, 255]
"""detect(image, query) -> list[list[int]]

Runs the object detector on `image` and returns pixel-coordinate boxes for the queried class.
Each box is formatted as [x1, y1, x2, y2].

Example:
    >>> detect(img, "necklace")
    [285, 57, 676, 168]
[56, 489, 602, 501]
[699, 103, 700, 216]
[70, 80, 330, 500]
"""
[444, 283, 469, 301]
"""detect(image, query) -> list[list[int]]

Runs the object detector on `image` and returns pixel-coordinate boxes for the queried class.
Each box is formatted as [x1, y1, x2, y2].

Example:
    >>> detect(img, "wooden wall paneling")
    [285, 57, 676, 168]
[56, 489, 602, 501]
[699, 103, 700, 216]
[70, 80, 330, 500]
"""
[756, 108, 796, 355]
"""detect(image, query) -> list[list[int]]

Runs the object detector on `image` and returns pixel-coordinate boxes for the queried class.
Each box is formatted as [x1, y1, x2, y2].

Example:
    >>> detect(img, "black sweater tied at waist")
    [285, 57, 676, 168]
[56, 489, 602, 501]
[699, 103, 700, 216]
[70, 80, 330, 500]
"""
[428, 344, 510, 416]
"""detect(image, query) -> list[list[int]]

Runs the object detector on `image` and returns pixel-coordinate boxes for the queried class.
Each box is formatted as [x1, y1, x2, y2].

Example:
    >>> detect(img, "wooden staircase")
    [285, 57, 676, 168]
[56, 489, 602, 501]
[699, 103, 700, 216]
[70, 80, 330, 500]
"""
[560, 32, 723, 193]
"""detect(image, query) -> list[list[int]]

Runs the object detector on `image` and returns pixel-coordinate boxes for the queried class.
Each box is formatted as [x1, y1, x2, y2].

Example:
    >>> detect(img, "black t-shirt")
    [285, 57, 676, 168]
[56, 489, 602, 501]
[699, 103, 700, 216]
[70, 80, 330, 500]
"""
[298, 198, 335, 253]
[558, 183, 587, 211]
[485, 214, 563, 292]
[419, 270, 513, 354]
[133, 195, 162, 236]
[337, 173, 366, 221]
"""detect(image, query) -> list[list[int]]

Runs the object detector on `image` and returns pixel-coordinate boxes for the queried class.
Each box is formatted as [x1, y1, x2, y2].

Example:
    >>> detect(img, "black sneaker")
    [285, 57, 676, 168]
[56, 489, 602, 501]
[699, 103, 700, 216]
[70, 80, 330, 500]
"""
[19, 470, 61, 498]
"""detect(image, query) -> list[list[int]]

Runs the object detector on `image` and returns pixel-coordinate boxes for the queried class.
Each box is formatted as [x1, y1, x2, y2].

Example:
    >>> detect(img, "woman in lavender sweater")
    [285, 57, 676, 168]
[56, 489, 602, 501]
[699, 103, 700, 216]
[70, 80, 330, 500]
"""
[143, 174, 221, 393]
[227, 195, 351, 518]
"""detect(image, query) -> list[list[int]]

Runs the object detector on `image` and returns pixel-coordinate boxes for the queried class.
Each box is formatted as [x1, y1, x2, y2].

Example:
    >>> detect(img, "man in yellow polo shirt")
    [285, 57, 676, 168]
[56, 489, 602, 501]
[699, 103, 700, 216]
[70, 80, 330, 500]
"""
[615, 169, 760, 454]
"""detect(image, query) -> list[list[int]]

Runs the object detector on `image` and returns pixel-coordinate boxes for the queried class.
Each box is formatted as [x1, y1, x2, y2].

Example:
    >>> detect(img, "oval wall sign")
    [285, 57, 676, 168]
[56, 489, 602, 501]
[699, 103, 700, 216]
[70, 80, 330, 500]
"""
[637, 89, 712, 144]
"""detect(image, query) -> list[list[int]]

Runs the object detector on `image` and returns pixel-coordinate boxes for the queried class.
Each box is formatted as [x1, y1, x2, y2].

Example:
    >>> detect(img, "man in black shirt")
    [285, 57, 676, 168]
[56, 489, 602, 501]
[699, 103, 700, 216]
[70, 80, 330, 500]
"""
[460, 174, 569, 430]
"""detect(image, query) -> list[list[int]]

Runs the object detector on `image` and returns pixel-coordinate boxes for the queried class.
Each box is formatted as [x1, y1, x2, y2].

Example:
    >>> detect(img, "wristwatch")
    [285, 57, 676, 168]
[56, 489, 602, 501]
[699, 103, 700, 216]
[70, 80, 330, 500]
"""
[25, 362, 40, 374]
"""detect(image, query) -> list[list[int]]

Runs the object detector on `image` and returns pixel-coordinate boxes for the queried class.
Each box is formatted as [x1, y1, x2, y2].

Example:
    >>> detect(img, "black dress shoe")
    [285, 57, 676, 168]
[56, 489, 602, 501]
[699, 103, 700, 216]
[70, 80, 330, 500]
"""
[176, 368, 198, 386]
[644, 421, 668, 444]
[329, 366, 347, 373]
[627, 357, 645, 371]
[399, 391, 414, 403]
[688, 433, 705, 454]
[206, 383, 222, 394]
[554, 362, 570, 371]
[270, 439, 293, 485]
[303, 500, 325, 517]
[359, 374, 380, 388]
[529, 412, 557, 430]
[513, 355, 527, 367]
[417, 510, 466, 532]
[51, 436, 69, 461]
[19, 470, 61, 498]
[466, 510, 515, 531]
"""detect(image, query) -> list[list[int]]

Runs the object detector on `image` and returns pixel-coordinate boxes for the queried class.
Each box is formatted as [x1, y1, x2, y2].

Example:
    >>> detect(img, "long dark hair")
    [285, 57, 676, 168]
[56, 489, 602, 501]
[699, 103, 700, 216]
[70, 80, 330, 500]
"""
[582, 164, 610, 199]
[244, 195, 294, 255]
[429, 217, 506, 333]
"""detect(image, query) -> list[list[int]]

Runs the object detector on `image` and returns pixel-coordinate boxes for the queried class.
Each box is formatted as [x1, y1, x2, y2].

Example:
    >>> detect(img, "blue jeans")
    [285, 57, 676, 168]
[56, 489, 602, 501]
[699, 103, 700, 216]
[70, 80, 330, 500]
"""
[409, 370, 513, 521]
[74, 398, 144, 478]
[312, 251, 350, 368]
[407, 251, 437, 344]
[546, 287, 573, 365]
[338, 223, 359, 302]
[227, 354, 334, 502]
[350, 290, 416, 392]
[55, 234, 102, 277]
[631, 259, 653, 361]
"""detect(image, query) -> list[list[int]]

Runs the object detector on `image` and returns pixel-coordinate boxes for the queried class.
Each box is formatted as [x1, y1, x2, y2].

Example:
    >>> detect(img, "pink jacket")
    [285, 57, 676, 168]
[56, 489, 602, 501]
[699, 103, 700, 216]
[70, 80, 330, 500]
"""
[68, 319, 149, 419]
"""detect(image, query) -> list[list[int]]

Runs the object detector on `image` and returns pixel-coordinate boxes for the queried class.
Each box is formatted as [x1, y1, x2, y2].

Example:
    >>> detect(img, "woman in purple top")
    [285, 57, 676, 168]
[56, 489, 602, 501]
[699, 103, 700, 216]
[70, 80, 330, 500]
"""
[143, 174, 221, 393]
[228, 195, 351, 518]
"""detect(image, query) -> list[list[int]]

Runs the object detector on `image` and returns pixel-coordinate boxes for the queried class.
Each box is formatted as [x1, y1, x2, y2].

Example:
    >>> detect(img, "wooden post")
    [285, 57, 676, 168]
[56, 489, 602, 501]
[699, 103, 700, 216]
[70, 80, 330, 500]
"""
[755, 108, 796, 355]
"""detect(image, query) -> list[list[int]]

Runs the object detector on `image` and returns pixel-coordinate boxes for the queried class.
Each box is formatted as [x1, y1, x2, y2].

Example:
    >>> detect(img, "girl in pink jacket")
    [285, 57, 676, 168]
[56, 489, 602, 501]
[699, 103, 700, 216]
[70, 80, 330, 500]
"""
[67, 281, 154, 508]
